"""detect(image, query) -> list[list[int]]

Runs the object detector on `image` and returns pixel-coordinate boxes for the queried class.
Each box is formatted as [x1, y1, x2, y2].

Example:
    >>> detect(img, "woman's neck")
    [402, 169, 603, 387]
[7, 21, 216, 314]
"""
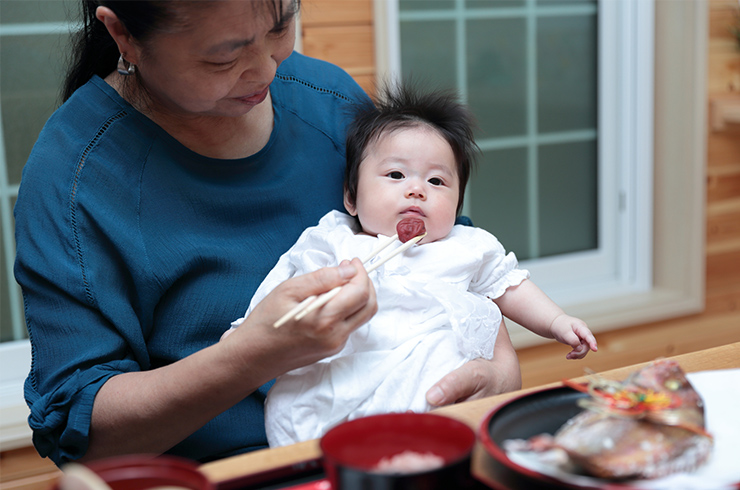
[104, 73, 274, 160]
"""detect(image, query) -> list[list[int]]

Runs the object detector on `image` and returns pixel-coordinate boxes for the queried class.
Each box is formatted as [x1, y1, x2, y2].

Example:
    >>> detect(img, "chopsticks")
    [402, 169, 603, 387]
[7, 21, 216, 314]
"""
[273, 233, 426, 328]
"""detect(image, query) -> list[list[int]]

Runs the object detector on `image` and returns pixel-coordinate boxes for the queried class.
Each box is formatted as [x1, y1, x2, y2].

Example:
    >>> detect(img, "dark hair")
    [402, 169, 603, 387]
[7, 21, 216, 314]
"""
[62, 0, 300, 102]
[344, 84, 478, 216]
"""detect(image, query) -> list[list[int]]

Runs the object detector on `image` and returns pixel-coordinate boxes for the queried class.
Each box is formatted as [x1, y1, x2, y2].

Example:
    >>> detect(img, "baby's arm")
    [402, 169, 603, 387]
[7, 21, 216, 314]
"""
[492, 279, 597, 359]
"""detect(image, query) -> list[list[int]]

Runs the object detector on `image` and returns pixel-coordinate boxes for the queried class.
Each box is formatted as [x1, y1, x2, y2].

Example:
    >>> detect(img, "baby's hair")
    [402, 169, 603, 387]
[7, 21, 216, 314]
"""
[344, 83, 478, 215]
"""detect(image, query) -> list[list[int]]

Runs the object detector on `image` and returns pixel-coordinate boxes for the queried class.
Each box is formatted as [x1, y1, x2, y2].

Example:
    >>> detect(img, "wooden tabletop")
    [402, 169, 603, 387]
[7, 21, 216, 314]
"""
[200, 342, 740, 488]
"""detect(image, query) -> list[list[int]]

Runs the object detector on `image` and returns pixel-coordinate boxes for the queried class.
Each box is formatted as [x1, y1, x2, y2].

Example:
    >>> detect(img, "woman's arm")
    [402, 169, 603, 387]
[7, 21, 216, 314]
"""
[425, 319, 521, 406]
[83, 259, 376, 461]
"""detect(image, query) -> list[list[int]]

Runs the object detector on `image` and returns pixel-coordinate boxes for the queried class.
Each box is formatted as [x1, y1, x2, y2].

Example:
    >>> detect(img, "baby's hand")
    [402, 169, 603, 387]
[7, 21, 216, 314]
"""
[549, 314, 598, 360]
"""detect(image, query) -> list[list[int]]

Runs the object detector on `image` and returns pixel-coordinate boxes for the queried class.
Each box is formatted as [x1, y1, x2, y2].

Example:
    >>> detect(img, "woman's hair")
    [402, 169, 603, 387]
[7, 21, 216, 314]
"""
[344, 83, 478, 216]
[62, 0, 300, 102]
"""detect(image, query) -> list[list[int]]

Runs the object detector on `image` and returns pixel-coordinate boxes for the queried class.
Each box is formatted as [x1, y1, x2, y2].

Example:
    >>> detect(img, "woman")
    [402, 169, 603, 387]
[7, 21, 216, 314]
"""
[14, 0, 522, 465]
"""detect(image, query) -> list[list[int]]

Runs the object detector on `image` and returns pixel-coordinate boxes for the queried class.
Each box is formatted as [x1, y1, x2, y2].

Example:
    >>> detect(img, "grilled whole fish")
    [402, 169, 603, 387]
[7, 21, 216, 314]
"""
[518, 359, 714, 479]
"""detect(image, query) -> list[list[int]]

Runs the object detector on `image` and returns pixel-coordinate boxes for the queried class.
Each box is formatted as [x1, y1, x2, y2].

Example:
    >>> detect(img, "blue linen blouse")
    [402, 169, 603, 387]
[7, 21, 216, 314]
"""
[14, 52, 370, 465]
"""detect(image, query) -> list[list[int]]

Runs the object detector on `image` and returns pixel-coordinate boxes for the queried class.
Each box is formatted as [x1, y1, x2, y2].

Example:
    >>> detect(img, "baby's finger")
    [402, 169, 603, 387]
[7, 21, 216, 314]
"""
[575, 325, 598, 352]
[566, 342, 589, 360]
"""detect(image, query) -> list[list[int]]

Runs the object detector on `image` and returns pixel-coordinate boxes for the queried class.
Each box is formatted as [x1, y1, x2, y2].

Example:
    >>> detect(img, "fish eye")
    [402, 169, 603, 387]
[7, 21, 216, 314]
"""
[664, 379, 681, 391]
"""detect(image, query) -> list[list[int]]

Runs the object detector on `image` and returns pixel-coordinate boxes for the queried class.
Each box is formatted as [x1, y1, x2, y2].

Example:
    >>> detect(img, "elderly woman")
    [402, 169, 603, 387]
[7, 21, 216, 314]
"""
[14, 0, 522, 465]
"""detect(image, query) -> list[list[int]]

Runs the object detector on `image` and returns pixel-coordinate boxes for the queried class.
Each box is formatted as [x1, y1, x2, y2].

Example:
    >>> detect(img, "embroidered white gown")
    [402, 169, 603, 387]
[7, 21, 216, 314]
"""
[230, 210, 529, 447]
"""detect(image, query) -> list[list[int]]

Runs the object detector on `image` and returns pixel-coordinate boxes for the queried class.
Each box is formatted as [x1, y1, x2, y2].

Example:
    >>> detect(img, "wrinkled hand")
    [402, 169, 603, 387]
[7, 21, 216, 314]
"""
[225, 258, 377, 372]
[549, 314, 598, 360]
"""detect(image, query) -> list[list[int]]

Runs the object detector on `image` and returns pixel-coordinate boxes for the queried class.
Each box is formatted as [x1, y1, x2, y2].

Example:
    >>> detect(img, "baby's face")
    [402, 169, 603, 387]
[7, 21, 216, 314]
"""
[344, 125, 460, 243]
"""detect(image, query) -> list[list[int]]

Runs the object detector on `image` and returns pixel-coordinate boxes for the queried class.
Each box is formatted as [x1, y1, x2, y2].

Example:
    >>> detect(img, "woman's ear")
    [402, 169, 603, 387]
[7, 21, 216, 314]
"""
[95, 6, 140, 64]
[343, 190, 357, 216]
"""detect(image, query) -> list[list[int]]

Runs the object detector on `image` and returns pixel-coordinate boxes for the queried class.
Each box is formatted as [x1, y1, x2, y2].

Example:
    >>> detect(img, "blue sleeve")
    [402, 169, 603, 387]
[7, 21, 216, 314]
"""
[15, 93, 151, 465]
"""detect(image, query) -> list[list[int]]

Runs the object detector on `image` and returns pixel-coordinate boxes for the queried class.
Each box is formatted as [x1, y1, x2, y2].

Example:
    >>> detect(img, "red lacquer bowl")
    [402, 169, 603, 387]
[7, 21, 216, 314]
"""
[320, 412, 476, 489]
[58, 454, 213, 490]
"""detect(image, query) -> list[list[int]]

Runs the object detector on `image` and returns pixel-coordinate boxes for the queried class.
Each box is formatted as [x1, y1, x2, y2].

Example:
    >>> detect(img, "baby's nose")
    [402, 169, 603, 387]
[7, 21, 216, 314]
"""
[405, 187, 426, 199]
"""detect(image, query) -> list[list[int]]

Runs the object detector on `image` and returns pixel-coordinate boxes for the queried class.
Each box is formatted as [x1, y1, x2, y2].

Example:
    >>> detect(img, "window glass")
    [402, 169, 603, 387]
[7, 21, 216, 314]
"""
[399, 1, 455, 11]
[0, 0, 74, 24]
[1, 0, 75, 345]
[400, 20, 457, 89]
[467, 17, 527, 138]
[1, 33, 69, 185]
[538, 141, 597, 256]
[537, 14, 597, 133]
[469, 147, 530, 259]
[466, 1, 525, 8]
[537, 0, 596, 5]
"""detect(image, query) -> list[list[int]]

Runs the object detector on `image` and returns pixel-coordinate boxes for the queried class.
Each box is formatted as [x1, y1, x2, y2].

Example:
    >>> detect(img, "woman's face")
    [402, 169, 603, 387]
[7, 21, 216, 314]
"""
[131, 0, 296, 119]
[344, 125, 461, 244]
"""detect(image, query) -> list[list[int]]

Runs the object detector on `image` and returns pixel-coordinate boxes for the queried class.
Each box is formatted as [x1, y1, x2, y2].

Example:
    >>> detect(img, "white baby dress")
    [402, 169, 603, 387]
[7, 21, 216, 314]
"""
[230, 210, 529, 447]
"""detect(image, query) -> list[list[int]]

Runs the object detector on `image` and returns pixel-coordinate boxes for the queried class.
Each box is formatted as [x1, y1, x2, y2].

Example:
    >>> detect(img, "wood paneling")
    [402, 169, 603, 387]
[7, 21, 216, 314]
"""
[300, 0, 375, 96]
[301, 25, 374, 71]
[300, 0, 373, 26]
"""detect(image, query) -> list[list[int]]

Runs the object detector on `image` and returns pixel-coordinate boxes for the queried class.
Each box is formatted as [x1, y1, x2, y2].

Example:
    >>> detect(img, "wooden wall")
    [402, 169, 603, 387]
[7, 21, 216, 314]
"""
[3, 1, 739, 488]
[300, 0, 376, 95]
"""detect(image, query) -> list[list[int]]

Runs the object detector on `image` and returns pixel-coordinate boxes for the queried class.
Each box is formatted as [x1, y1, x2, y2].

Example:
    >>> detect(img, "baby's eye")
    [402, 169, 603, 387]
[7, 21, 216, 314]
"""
[428, 177, 444, 186]
[388, 171, 404, 180]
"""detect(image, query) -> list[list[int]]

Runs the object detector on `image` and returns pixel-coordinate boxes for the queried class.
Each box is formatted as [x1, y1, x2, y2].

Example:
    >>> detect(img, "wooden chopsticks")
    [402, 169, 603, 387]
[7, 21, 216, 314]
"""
[273, 233, 426, 328]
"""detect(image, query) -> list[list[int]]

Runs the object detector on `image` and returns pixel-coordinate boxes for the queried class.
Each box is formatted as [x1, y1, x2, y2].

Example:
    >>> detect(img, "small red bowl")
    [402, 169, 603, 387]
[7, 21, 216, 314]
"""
[63, 455, 213, 490]
[320, 412, 476, 489]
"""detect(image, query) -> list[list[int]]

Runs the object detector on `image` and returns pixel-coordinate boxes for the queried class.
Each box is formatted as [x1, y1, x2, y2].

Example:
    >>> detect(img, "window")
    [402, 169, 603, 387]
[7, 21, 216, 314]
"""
[374, 0, 705, 346]
[1, 0, 77, 449]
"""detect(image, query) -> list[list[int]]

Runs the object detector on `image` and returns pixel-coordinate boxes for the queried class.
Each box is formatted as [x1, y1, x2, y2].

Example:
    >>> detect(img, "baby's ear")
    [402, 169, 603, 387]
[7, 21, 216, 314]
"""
[343, 190, 357, 216]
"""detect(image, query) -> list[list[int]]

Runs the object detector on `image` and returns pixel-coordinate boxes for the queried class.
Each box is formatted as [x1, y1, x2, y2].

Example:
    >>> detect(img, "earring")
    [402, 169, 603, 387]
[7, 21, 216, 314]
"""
[117, 54, 136, 76]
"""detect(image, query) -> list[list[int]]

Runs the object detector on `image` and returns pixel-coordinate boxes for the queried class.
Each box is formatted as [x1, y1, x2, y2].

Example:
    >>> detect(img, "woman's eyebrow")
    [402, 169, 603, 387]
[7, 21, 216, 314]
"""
[205, 6, 296, 56]
[206, 37, 256, 55]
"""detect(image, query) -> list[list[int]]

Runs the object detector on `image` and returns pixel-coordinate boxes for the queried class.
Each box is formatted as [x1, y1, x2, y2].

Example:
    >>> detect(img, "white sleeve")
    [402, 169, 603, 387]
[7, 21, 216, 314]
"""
[468, 228, 530, 300]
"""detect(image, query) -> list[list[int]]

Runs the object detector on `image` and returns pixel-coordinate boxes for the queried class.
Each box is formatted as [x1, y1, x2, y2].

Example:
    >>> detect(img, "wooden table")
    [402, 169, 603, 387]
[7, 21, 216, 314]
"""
[201, 342, 740, 488]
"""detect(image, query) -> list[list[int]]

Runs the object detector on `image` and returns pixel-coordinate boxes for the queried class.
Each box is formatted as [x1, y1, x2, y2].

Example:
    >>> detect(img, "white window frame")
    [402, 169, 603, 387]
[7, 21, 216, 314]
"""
[374, 0, 706, 347]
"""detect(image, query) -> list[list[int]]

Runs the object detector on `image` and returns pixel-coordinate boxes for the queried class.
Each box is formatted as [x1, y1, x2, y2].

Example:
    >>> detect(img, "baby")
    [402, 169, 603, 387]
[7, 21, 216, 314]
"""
[227, 85, 597, 447]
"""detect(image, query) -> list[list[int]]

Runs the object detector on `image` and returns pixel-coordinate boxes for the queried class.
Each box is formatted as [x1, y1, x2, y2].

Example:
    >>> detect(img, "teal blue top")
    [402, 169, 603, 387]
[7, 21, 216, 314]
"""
[14, 52, 370, 465]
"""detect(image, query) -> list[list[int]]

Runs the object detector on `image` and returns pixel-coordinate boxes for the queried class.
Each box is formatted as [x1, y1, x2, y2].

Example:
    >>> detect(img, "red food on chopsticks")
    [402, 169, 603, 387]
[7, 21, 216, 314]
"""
[396, 218, 426, 243]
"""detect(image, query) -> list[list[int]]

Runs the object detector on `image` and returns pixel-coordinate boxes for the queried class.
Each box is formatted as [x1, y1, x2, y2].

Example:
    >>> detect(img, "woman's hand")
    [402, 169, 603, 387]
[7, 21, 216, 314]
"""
[426, 319, 521, 406]
[224, 257, 378, 371]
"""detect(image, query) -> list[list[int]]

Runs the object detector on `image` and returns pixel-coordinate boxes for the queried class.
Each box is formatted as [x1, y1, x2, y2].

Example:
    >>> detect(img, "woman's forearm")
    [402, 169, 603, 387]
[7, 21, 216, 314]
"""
[83, 340, 272, 461]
